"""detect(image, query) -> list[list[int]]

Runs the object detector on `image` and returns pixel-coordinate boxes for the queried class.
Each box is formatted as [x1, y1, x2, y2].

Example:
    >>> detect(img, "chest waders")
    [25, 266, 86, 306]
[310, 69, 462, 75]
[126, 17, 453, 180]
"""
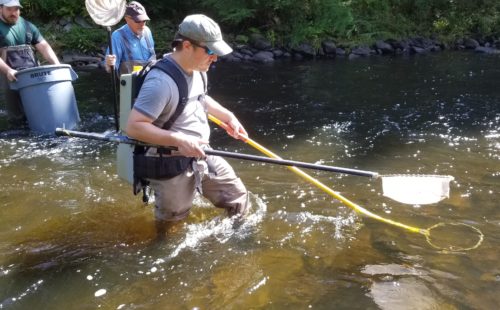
[132, 58, 206, 202]
[0, 19, 39, 123]
[0, 19, 39, 70]
[118, 28, 155, 75]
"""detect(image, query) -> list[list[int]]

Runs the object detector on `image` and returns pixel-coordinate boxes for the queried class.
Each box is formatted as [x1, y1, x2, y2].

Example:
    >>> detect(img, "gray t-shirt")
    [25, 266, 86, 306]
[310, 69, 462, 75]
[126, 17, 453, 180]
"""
[133, 57, 210, 142]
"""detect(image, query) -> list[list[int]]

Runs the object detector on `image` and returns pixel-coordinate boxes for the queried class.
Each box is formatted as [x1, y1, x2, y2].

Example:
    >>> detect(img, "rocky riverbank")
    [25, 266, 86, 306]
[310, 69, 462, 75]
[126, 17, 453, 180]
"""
[222, 34, 500, 63]
[65, 35, 500, 71]
[55, 18, 500, 70]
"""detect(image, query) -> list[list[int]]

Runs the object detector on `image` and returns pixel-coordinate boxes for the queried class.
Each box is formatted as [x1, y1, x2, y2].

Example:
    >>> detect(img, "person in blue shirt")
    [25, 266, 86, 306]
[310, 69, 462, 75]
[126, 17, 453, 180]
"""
[104, 1, 155, 75]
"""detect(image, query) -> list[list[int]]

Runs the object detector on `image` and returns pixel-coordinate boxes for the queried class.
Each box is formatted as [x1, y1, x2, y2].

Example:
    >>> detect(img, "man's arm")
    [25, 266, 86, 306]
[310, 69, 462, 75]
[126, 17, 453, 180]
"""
[205, 95, 248, 139]
[0, 58, 17, 81]
[105, 31, 123, 73]
[126, 109, 208, 157]
[34, 40, 60, 65]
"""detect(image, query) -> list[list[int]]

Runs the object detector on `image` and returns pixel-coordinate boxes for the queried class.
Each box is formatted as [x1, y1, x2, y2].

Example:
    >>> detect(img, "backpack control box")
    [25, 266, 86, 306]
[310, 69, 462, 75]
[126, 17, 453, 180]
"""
[116, 72, 138, 184]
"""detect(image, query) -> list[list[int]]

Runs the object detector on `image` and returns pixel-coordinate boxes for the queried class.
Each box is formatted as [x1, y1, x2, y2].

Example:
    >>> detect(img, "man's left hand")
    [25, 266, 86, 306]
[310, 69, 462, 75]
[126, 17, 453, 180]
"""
[226, 117, 248, 140]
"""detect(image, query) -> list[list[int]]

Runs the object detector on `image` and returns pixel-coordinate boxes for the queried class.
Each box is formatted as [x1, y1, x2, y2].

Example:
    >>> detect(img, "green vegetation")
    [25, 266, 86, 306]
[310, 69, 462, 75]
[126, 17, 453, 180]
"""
[21, 0, 500, 53]
[23, 0, 86, 18]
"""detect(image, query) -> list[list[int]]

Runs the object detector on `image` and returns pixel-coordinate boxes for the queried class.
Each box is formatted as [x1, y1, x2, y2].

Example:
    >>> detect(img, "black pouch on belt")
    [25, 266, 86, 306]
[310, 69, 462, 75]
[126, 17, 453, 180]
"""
[133, 153, 193, 180]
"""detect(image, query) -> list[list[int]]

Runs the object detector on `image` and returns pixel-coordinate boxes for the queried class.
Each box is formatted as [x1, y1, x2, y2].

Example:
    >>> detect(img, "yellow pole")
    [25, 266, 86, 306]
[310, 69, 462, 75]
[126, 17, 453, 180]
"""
[209, 114, 427, 235]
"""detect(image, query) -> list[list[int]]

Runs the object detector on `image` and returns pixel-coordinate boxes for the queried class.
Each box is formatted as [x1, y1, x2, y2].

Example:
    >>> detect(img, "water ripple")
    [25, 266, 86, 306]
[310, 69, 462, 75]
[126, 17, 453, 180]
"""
[155, 194, 267, 262]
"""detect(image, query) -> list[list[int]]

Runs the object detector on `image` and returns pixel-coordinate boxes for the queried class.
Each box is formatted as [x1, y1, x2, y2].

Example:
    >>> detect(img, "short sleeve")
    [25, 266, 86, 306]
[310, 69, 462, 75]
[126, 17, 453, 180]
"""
[133, 69, 179, 122]
[27, 21, 44, 45]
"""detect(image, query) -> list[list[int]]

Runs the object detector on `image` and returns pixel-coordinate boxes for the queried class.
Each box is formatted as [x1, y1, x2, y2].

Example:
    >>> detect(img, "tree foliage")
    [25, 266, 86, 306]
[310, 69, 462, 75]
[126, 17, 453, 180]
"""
[23, 0, 86, 18]
[21, 0, 500, 49]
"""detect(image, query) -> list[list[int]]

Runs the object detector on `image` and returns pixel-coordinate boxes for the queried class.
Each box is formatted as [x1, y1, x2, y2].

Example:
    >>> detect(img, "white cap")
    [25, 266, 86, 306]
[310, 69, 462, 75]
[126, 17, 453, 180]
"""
[0, 0, 22, 8]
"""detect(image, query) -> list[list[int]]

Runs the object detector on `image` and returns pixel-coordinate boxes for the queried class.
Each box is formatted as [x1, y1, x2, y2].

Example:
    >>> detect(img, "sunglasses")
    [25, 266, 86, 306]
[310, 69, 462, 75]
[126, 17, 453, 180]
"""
[189, 41, 215, 55]
[126, 16, 146, 24]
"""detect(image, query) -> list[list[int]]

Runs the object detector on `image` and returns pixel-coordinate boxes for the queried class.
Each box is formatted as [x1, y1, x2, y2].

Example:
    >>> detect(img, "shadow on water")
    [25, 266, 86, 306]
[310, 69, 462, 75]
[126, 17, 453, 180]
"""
[0, 51, 499, 309]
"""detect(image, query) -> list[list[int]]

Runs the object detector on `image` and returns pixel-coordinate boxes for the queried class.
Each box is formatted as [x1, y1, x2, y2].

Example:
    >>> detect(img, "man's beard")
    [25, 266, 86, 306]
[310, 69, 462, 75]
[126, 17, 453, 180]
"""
[2, 13, 18, 25]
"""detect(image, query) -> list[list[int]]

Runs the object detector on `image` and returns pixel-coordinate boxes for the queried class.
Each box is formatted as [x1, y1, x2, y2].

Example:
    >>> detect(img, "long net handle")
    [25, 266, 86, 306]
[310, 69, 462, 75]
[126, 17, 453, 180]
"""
[208, 114, 425, 235]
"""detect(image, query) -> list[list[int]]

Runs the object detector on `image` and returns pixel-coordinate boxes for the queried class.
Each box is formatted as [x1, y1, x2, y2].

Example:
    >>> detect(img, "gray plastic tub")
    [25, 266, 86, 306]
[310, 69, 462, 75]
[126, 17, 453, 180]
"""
[10, 64, 80, 133]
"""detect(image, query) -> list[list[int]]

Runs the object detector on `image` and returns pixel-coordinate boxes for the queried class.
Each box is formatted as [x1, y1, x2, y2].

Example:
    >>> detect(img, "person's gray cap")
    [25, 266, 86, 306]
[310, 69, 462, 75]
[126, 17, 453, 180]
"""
[125, 1, 149, 22]
[0, 0, 23, 7]
[178, 14, 232, 56]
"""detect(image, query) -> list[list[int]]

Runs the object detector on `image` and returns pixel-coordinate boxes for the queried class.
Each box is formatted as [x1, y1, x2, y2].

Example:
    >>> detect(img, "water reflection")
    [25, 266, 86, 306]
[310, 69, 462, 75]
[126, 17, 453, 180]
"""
[1, 52, 499, 309]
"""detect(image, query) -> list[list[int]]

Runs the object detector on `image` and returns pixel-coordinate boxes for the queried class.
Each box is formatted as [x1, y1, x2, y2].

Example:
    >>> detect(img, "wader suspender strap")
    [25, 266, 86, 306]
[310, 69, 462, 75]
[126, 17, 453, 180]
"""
[144, 29, 155, 60]
[118, 28, 133, 63]
[24, 19, 33, 44]
[154, 60, 189, 130]
[0, 25, 5, 47]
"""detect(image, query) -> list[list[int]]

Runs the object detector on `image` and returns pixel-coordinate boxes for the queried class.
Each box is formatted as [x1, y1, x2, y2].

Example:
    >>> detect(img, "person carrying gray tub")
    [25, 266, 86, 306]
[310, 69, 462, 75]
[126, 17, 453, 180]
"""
[0, 0, 60, 126]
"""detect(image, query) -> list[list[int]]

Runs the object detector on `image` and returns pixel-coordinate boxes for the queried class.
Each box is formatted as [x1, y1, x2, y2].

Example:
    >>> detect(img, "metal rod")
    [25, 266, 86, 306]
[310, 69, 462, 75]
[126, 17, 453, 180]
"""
[206, 149, 377, 177]
[55, 128, 379, 178]
[107, 26, 119, 132]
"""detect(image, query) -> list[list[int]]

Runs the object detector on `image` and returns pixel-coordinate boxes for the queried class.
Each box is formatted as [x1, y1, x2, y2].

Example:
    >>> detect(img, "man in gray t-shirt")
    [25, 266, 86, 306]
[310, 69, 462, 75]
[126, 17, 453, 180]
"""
[126, 14, 250, 236]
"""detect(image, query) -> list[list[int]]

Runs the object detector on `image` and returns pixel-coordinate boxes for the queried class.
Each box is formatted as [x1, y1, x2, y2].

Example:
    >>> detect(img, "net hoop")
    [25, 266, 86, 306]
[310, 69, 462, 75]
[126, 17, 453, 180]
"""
[85, 0, 126, 27]
[425, 222, 484, 252]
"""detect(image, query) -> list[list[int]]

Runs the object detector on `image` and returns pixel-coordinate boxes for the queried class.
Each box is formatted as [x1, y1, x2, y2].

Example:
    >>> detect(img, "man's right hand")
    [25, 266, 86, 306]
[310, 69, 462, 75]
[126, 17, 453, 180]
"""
[172, 132, 208, 158]
[105, 54, 116, 67]
[6, 69, 17, 82]
[105, 55, 117, 73]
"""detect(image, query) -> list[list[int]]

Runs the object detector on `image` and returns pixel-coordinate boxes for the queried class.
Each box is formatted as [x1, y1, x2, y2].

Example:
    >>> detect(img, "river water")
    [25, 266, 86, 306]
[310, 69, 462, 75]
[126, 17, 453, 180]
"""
[0, 52, 499, 309]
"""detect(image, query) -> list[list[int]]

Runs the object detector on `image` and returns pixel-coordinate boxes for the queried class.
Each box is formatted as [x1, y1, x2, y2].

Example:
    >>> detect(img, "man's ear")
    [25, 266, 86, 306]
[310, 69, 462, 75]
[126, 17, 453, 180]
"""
[182, 40, 193, 50]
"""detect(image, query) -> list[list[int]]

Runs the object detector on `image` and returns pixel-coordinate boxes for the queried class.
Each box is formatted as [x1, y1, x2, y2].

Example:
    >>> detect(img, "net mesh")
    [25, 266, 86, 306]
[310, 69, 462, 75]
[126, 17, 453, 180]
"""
[381, 175, 454, 205]
[85, 0, 126, 27]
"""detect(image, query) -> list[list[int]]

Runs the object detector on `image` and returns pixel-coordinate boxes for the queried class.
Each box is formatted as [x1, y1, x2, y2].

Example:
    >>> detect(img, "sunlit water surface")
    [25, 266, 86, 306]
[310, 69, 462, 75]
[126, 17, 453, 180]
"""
[1, 52, 499, 309]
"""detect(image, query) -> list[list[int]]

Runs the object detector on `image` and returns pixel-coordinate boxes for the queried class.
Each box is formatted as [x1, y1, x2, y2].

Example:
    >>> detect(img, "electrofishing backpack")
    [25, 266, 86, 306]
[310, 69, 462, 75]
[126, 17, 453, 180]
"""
[131, 58, 206, 201]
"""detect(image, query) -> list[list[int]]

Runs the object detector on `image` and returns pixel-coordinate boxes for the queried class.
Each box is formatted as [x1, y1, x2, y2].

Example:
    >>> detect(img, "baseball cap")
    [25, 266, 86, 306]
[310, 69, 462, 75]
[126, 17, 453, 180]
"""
[178, 14, 232, 56]
[125, 1, 149, 22]
[0, 0, 23, 7]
